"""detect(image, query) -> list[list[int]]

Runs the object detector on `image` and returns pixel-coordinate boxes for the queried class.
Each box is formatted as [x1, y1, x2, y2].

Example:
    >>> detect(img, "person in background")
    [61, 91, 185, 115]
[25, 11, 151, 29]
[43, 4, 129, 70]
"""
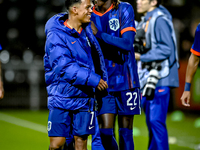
[44, 0, 108, 149]
[135, 0, 179, 149]
[181, 23, 200, 107]
[91, 0, 141, 149]
[0, 44, 4, 99]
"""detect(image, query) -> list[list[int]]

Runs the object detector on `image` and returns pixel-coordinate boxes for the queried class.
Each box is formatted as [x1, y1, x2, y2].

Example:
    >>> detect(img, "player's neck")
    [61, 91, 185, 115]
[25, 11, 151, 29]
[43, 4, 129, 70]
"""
[145, 7, 156, 16]
[67, 17, 82, 33]
[97, 0, 112, 14]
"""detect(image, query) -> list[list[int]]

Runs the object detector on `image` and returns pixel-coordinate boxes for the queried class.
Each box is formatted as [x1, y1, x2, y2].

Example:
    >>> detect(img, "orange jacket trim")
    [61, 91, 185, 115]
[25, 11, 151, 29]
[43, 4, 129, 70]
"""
[93, 4, 113, 16]
[190, 48, 200, 56]
[121, 27, 136, 35]
[64, 20, 82, 34]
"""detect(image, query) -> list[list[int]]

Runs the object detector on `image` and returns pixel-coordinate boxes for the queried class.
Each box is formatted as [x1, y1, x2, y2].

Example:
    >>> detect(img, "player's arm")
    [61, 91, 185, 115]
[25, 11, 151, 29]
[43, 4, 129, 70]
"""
[46, 33, 106, 89]
[180, 53, 200, 107]
[91, 5, 136, 52]
[0, 44, 4, 99]
[181, 24, 200, 106]
[0, 60, 4, 99]
[185, 53, 200, 84]
[93, 25, 135, 52]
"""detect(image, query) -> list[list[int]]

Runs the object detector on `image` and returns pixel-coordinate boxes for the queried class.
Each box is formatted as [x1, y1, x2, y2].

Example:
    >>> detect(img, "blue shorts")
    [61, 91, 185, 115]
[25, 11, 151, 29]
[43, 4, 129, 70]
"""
[48, 104, 96, 137]
[98, 88, 141, 116]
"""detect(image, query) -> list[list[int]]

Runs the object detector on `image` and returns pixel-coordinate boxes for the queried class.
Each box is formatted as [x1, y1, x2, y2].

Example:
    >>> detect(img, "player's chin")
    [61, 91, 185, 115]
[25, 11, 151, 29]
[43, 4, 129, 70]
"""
[81, 14, 91, 23]
[136, 8, 143, 14]
[83, 18, 91, 23]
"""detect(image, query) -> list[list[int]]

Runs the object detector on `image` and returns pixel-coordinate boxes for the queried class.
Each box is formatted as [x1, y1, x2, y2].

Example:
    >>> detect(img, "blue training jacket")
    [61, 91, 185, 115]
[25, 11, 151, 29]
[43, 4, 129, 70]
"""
[44, 13, 108, 110]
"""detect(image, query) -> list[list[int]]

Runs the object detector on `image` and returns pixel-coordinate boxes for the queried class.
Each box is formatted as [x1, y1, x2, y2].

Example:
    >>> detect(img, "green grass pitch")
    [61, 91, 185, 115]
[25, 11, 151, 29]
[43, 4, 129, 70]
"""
[0, 110, 199, 150]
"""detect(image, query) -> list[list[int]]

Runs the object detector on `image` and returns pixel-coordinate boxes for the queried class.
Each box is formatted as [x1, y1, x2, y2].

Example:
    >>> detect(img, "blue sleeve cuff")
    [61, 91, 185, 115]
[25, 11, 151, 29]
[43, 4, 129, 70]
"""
[87, 72, 101, 88]
[140, 54, 148, 62]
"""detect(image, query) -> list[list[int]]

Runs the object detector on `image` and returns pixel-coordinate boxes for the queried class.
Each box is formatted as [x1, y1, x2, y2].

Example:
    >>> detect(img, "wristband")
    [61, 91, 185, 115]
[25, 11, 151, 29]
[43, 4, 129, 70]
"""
[184, 82, 191, 91]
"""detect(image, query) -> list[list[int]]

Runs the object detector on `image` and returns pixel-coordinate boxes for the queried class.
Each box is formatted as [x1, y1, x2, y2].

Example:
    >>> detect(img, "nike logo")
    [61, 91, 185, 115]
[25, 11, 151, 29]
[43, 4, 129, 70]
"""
[71, 41, 76, 44]
[130, 107, 135, 110]
[158, 89, 165, 93]
[89, 126, 94, 130]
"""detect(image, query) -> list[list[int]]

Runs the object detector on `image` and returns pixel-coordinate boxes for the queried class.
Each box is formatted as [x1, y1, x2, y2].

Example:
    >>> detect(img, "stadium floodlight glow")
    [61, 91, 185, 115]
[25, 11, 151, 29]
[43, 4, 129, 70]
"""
[5, 70, 15, 82]
[28, 70, 39, 83]
[36, 25, 45, 39]
[7, 28, 19, 40]
[10, 55, 21, 66]
[51, 0, 64, 6]
[0, 50, 10, 64]
[34, 6, 46, 21]
[7, 7, 20, 22]
[33, 55, 43, 66]
[23, 50, 33, 64]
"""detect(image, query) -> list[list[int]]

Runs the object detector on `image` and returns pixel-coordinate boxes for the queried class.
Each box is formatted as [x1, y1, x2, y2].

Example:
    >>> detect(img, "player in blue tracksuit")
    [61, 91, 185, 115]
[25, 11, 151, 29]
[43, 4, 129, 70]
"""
[91, 0, 141, 149]
[181, 23, 200, 107]
[135, 0, 179, 150]
[44, 0, 108, 149]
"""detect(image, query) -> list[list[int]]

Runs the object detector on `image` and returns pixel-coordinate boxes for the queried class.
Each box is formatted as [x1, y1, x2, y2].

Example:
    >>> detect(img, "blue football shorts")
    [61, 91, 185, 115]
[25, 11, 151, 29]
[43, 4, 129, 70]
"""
[48, 102, 96, 137]
[98, 88, 141, 116]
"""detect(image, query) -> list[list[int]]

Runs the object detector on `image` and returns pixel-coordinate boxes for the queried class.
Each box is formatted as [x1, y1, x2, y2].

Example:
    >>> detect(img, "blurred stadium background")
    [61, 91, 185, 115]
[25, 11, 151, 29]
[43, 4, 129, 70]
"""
[0, 0, 200, 149]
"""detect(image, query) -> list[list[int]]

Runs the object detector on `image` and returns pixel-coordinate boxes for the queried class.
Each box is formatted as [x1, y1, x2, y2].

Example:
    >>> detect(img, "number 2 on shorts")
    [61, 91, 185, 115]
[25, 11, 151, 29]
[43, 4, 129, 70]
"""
[126, 92, 137, 110]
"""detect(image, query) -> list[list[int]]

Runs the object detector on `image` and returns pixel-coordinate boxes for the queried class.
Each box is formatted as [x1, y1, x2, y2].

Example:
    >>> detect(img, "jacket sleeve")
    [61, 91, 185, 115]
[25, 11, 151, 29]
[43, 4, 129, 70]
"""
[96, 31, 135, 51]
[95, 5, 135, 52]
[140, 17, 173, 62]
[46, 32, 101, 88]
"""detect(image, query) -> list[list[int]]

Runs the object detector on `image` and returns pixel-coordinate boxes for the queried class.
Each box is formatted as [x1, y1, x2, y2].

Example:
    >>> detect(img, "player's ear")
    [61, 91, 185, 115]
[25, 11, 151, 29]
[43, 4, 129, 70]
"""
[71, 6, 78, 14]
[71, 3, 80, 15]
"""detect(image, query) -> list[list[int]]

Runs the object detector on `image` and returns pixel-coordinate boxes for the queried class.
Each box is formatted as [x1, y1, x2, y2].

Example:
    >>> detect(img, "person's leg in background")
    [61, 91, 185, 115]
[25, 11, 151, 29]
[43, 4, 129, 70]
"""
[142, 86, 170, 150]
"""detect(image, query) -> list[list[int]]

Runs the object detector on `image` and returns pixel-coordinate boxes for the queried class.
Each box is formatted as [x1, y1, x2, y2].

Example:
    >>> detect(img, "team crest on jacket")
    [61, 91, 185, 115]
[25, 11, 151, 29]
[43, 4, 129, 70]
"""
[109, 18, 120, 31]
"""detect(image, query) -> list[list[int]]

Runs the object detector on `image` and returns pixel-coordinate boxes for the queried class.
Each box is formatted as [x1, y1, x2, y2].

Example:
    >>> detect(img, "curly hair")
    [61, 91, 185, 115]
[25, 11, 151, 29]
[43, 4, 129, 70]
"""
[112, 0, 120, 10]
[93, 0, 120, 10]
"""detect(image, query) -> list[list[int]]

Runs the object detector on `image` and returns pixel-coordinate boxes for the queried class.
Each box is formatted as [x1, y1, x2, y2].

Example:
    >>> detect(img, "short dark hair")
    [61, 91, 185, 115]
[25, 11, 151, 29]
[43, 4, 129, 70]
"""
[150, 0, 163, 7]
[156, 0, 163, 5]
[65, 0, 82, 10]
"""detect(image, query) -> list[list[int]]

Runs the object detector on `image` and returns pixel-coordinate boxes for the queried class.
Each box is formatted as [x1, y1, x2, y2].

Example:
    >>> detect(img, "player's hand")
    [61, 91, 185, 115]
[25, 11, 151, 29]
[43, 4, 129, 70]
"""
[91, 21, 98, 35]
[180, 91, 190, 107]
[0, 81, 4, 99]
[97, 79, 108, 91]
[135, 52, 141, 60]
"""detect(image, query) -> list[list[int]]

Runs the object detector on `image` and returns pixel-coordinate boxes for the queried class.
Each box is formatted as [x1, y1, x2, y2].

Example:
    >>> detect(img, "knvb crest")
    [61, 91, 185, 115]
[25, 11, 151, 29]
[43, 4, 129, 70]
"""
[109, 18, 120, 31]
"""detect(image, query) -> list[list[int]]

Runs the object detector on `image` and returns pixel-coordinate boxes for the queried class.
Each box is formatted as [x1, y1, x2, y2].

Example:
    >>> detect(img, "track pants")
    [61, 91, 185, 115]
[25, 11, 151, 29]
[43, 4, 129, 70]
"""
[142, 86, 170, 150]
